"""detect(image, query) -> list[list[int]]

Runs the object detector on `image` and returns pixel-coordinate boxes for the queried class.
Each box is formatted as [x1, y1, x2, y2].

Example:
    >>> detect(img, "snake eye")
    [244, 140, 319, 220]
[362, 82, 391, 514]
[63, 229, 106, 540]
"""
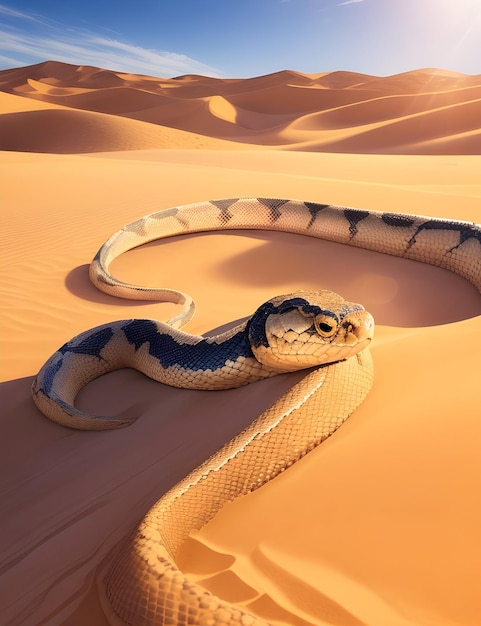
[314, 314, 338, 338]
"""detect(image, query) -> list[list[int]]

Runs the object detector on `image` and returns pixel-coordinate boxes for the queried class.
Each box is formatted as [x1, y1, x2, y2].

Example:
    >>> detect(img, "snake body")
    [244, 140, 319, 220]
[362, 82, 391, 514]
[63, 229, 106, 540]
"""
[31, 198, 481, 626]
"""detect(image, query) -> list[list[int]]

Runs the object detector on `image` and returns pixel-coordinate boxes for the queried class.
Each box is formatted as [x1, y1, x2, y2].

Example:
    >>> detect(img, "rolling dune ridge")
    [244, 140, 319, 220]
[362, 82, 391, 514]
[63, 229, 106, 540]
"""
[1, 61, 480, 626]
[1, 61, 480, 153]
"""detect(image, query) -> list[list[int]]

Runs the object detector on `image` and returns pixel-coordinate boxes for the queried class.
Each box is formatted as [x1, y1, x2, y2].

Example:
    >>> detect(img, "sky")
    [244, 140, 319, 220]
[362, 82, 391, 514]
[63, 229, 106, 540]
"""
[0, 0, 480, 78]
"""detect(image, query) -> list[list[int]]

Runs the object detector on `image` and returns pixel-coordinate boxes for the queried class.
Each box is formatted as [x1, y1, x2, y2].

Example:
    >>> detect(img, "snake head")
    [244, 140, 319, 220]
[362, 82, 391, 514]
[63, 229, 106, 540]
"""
[247, 290, 374, 372]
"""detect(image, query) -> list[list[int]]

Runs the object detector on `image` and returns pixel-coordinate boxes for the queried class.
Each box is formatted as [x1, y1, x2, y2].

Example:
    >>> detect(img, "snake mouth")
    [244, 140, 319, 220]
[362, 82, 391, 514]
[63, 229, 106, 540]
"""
[272, 326, 372, 363]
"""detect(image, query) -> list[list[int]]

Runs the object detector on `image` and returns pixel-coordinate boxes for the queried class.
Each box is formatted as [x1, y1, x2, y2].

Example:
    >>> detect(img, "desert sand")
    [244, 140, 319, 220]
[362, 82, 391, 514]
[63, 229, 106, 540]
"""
[1, 61, 480, 626]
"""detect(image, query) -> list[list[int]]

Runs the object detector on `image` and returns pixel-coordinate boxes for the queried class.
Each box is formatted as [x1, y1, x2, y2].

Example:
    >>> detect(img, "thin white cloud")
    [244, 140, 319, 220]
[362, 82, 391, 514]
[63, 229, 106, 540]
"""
[337, 0, 364, 6]
[0, 3, 55, 26]
[0, 30, 222, 76]
[0, 4, 222, 77]
[0, 4, 38, 20]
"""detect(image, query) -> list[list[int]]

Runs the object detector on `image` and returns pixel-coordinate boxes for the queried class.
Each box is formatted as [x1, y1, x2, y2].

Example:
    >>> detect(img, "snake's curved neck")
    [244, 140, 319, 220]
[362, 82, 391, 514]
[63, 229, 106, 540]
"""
[32, 318, 278, 429]
[125, 319, 276, 390]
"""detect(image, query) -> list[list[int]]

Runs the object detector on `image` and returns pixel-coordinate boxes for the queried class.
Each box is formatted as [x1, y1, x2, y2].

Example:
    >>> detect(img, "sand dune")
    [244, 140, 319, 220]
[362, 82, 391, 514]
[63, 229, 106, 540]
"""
[1, 61, 481, 626]
[283, 96, 481, 153]
[1, 61, 480, 153]
[0, 91, 241, 153]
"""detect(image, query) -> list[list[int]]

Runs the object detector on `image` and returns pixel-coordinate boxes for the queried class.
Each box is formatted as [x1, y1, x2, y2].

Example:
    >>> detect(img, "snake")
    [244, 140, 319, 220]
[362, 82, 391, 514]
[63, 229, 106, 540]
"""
[31, 198, 481, 626]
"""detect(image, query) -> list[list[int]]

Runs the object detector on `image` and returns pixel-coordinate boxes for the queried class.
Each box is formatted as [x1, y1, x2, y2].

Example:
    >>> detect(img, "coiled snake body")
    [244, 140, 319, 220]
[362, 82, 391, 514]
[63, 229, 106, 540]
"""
[32, 198, 481, 626]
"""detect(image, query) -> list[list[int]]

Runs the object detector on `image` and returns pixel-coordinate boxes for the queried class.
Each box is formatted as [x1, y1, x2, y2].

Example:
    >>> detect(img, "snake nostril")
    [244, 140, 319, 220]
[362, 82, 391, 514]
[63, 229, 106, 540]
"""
[342, 315, 374, 342]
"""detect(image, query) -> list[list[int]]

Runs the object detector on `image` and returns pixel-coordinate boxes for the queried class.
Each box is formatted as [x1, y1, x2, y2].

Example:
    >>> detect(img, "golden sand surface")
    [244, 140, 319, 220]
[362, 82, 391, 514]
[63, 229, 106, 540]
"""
[1, 62, 480, 625]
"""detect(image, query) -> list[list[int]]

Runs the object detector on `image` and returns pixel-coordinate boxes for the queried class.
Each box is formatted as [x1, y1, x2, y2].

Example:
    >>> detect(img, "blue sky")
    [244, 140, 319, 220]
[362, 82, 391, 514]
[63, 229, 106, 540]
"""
[0, 0, 480, 78]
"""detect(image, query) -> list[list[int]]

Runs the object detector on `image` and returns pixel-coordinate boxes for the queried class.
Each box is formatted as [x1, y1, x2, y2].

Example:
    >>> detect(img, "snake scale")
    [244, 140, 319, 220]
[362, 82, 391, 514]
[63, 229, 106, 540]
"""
[32, 198, 481, 626]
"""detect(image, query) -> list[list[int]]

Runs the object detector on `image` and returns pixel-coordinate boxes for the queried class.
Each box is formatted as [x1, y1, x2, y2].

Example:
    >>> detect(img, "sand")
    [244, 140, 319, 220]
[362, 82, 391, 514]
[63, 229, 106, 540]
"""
[1, 61, 480, 626]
